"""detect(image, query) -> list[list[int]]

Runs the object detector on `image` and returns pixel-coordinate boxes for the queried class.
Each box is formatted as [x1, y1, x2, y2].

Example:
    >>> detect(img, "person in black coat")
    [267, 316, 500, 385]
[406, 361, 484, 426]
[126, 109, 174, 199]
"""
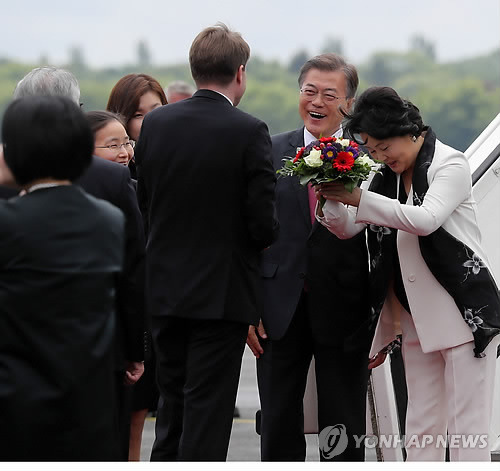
[135, 24, 279, 461]
[247, 54, 372, 461]
[0, 96, 125, 461]
[9, 66, 146, 460]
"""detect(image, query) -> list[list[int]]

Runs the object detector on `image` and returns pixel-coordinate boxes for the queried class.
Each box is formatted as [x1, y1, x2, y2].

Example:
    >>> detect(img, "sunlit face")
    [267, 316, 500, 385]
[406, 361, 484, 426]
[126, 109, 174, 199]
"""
[94, 120, 134, 166]
[360, 133, 421, 174]
[128, 91, 163, 141]
[298, 69, 353, 138]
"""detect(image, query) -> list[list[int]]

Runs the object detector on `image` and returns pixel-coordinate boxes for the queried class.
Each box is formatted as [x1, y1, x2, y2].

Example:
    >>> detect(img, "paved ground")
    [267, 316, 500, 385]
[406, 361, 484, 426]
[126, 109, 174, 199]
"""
[139, 347, 378, 462]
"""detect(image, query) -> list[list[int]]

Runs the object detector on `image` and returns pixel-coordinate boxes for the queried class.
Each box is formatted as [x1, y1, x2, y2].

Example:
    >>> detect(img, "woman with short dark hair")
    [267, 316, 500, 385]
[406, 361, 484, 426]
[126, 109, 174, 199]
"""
[316, 86, 500, 461]
[0, 95, 125, 460]
[86, 110, 135, 167]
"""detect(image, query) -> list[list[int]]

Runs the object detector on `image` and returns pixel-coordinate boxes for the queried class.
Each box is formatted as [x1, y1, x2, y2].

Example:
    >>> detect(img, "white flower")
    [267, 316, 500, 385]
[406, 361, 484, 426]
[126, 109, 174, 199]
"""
[464, 308, 484, 333]
[369, 224, 391, 243]
[303, 149, 323, 167]
[356, 154, 375, 167]
[463, 253, 486, 276]
[462, 250, 487, 282]
[339, 138, 351, 147]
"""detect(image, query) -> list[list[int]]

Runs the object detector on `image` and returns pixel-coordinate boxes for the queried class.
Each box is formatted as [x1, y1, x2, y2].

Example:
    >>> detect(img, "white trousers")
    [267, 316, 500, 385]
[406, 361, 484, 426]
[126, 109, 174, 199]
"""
[400, 309, 498, 461]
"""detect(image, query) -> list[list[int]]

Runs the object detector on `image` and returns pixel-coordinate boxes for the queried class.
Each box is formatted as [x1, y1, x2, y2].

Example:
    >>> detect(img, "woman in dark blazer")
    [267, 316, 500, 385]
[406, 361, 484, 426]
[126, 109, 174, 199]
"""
[316, 87, 500, 461]
[0, 96, 125, 461]
[106, 74, 167, 460]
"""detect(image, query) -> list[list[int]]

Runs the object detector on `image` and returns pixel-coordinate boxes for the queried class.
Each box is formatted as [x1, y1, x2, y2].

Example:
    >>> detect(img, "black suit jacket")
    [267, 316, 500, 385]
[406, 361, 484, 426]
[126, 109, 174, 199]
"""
[136, 89, 279, 326]
[0, 159, 145, 366]
[75, 156, 145, 366]
[260, 128, 371, 351]
[0, 186, 124, 460]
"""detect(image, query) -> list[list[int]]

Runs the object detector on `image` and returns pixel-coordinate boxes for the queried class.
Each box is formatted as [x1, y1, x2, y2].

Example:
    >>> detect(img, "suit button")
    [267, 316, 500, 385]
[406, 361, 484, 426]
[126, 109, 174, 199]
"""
[299, 272, 306, 279]
[408, 274, 416, 282]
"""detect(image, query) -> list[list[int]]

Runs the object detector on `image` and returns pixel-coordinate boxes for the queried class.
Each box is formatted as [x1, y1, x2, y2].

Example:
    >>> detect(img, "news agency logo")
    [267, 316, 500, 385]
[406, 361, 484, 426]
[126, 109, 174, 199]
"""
[318, 424, 348, 459]
[318, 425, 489, 458]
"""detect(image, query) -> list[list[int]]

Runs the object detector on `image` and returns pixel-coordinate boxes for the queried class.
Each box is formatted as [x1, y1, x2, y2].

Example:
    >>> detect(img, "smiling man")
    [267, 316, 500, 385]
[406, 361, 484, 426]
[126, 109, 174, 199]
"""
[247, 53, 372, 461]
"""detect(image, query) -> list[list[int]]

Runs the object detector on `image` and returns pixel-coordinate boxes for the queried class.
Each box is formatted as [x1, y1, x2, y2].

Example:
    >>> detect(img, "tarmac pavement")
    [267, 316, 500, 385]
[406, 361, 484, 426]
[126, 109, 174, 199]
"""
[140, 346, 375, 461]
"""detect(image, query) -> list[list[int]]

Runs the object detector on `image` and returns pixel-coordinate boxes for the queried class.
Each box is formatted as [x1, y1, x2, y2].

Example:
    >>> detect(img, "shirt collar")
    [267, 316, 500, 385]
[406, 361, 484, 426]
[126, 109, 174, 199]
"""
[213, 90, 233, 106]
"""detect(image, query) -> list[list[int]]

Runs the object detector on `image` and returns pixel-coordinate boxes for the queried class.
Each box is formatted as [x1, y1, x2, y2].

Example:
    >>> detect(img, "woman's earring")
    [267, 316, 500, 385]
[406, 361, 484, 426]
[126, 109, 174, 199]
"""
[411, 135, 417, 142]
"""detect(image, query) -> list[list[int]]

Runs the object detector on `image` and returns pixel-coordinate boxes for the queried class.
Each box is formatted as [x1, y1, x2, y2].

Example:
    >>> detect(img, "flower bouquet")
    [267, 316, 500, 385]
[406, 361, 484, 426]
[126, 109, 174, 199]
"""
[277, 136, 378, 196]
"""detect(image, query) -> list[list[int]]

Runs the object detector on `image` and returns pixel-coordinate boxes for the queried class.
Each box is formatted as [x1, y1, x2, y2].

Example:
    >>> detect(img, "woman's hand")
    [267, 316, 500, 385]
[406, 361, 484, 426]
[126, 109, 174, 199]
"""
[316, 183, 362, 207]
[368, 351, 387, 370]
[124, 361, 145, 385]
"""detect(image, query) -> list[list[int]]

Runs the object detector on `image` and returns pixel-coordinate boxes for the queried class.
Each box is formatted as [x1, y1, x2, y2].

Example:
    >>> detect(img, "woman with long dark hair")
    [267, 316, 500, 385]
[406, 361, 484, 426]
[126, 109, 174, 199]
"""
[107, 73, 167, 460]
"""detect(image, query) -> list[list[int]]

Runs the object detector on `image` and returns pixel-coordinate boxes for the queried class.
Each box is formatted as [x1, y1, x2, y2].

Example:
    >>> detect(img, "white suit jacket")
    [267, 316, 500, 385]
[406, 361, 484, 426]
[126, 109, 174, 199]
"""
[318, 139, 494, 357]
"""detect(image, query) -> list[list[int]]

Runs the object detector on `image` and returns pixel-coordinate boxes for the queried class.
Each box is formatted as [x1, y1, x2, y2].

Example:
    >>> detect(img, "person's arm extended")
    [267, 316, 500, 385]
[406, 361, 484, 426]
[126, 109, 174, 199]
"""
[355, 152, 470, 235]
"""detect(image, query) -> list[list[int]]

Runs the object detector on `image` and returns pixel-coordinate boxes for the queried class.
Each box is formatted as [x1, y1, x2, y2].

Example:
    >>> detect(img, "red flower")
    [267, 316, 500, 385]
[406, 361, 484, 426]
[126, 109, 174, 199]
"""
[333, 152, 355, 172]
[293, 147, 305, 163]
[319, 136, 334, 143]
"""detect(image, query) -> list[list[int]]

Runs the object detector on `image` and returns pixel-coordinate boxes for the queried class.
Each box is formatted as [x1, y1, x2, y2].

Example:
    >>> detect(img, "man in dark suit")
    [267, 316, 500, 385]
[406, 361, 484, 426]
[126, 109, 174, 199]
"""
[9, 67, 146, 460]
[135, 24, 279, 461]
[247, 53, 372, 461]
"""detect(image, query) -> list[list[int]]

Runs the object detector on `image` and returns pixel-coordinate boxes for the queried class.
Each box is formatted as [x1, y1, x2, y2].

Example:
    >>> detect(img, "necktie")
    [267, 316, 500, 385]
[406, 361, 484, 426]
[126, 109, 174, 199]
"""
[308, 183, 317, 226]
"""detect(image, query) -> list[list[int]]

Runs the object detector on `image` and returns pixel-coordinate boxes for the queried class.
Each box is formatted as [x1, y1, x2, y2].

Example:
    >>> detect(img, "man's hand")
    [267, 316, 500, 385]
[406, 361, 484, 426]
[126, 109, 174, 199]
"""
[124, 361, 145, 385]
[247, 319, 267, 359]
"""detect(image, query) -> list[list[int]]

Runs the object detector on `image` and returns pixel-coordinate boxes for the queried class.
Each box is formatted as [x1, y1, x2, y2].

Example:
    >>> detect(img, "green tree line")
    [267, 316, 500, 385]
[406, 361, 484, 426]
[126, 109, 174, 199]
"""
[0, 43, 498, 152]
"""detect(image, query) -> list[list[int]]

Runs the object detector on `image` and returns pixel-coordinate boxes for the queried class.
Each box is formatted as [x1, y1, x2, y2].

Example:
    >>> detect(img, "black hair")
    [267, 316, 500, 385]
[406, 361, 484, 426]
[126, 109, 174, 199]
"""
[342, 86, 425, 143]
[85, 110, 126, 137]
[1, 95, 93, 185]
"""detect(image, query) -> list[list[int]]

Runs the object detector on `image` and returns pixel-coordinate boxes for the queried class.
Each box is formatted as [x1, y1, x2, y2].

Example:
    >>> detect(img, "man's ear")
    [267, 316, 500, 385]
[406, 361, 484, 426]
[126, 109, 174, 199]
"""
[345, 97, 355, 113]
[236, 65, 245, 85]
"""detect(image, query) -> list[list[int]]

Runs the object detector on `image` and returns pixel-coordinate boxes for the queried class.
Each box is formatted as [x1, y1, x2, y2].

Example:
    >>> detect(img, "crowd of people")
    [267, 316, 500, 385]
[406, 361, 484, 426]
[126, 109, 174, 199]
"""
[0, 22, 498, 463]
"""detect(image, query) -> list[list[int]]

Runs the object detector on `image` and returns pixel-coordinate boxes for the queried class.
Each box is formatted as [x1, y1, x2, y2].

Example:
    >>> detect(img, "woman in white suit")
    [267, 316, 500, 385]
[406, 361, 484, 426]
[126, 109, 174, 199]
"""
[316, 86, 500, 461]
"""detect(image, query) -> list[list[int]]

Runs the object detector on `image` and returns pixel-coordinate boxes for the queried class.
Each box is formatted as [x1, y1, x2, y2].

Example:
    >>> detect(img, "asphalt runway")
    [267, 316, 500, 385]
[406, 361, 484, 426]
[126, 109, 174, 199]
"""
[139, 346, 379, 462]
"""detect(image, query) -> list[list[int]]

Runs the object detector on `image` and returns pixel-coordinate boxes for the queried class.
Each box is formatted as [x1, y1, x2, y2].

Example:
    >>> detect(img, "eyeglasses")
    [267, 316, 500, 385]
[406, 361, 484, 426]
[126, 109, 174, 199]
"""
[300, 87, 346, 103]
[95, 141, 135, 152]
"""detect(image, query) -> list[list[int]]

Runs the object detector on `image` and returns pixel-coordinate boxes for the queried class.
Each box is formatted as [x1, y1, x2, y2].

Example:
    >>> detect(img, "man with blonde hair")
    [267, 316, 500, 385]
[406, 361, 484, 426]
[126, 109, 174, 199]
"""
[136, 23, 278, 461]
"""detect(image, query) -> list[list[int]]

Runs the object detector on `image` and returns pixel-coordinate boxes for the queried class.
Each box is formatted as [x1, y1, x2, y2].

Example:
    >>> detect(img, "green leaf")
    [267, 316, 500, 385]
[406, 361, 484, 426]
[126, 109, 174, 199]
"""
[344, 178, 358, 193]
[300, 173, 318, 185]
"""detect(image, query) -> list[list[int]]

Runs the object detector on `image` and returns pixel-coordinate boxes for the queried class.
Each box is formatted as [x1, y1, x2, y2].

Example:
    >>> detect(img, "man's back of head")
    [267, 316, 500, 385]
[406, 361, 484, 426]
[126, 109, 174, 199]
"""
[189, 23, 250, 88]
[13, 66, 81, 105]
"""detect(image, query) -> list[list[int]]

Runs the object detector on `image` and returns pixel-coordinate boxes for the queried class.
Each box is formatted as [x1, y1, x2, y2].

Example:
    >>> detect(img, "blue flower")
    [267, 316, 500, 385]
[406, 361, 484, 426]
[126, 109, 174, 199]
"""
[346, 146, 359, 158]
[322, 145, 337, 161]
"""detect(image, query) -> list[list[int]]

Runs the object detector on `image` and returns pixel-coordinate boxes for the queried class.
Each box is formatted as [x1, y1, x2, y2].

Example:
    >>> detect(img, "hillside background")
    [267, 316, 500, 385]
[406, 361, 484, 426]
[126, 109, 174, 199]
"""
[0, 37, 498, 152]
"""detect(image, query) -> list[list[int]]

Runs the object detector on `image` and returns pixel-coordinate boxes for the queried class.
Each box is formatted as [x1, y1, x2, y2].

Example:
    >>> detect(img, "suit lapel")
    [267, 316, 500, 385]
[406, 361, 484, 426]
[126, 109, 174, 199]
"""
[284, 129, 312, 228]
